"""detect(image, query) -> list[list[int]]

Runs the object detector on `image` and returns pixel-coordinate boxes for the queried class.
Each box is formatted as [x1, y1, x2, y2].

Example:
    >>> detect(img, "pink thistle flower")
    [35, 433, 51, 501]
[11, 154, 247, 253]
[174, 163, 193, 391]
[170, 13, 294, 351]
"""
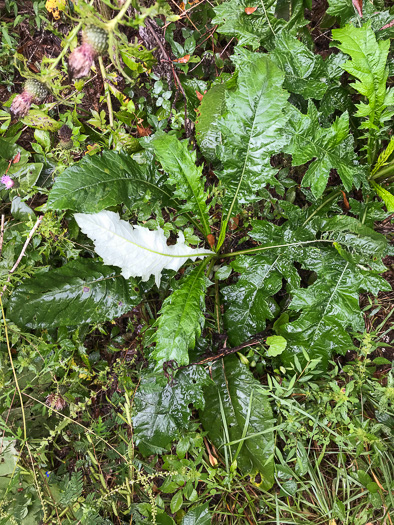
[68, 26, 108, 79]
[10, 79, 48, 120]
[68, 42, 97, 79]
[1, 175, 14, 189]
[10, 91, 34, 119]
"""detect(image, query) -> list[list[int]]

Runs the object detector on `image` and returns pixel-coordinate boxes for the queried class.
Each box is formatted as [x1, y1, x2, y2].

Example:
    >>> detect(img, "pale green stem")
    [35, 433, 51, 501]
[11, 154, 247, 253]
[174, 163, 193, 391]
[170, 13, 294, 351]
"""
[98, 56, 113, 127]
[302, 190, 342, 227]
[106, 0, 134, 30]
[370, 162, 394, 181]
[220, 239, 335, 259]
[48, 0, 95, 72]
[48, 22, 82, 72]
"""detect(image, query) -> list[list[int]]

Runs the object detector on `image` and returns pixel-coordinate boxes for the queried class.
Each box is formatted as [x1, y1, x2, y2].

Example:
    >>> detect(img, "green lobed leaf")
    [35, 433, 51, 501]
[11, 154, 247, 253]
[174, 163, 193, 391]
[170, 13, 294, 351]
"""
[217, 48, 290, 247]
[152, 265, 210, 367]
[327, 0, 358, 25]
[7, 259, 141, 329]
[371, 181, 394, 212]
[222, 218, 313, 346]
[48, 150, 174, 213]
[332, 24, 394, 132]
[195, 84, 226, 164]
[133, 366, 209, 456]
[284, 102, 364, 198]
[212, 0, 278, 49]
[272, 32, 328, 100]
[181, 503, 211, 525]
[212, 0, 308, 49]
[228, 215, 389, 367]
[277, 245, 390, 367]
[222, 253, 283, 346]
[199, 356, 275, 490]
[149, 135, 211, 236]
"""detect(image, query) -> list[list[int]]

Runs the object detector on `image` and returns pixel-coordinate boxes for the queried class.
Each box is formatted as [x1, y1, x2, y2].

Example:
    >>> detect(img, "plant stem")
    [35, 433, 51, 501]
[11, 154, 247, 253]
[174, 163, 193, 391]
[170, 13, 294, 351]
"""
[0, 295, 27, 442]
[220, 239, 335, 259]
[98, 57, 114, 127]
[1, 216, 43, 297]
[106, 0, 134, 30]
[48, 22, 82, 72]
[370, 162, 394, 181]
[206, 257, 216, 279]
[302, 190, 342, 227]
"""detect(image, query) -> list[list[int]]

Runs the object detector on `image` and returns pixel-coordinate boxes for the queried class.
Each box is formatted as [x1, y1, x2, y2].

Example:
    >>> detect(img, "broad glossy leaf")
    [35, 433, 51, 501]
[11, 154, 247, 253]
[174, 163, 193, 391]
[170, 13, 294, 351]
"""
[217, 48, 289, 246]
[133, 366, 208, 456]
[149, 135, 211, 236]
[7, 259, 140, 329]
[272, 32, 328, 100]
[75, 211, 213, 287]
[212, 0, 307, 49]
[277, 246, 391, 367]
[212, 0, 278, 49]
[181, 503, 211, 525]
[199, 356, 275, 490]
[327, 0, 358, 24]
[48, 150, 174, 212]
[284, 102, 363, 198]
[332, 24, 394, 131]
[195, 84, 226, 163]
[222, 254, 282, 346]
[152, 265, 209, 367]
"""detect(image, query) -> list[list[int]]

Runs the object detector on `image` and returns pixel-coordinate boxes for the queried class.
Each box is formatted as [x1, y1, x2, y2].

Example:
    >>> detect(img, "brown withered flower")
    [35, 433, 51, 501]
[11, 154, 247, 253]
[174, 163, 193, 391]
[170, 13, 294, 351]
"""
[46, 393, 67, 411]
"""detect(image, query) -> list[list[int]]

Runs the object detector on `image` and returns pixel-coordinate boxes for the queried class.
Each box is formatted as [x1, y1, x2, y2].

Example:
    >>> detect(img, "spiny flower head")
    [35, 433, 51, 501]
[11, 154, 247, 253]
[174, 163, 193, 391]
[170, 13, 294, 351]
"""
[68, 25, 108, 79]
[10, 79, 48, 119]
[58, 124, 73, 150]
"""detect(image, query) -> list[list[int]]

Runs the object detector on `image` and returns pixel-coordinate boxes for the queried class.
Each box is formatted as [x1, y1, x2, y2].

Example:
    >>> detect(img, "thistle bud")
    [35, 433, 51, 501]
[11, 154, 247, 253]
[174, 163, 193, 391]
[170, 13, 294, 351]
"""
[10, 79, 48, 119]
[58, 124, 73, 150]
[68, 25, 108, 79]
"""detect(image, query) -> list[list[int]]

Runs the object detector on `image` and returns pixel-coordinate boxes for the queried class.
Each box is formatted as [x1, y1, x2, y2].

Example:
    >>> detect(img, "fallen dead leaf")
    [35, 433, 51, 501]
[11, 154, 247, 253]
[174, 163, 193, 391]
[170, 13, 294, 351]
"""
[196, 90, 204, 102]
[12, 152, 21, 164]
[174, 54, 190, 63]
[207, 234, 215, 249]
[137, 125, 152, 137]
[244, 6, 257, 14]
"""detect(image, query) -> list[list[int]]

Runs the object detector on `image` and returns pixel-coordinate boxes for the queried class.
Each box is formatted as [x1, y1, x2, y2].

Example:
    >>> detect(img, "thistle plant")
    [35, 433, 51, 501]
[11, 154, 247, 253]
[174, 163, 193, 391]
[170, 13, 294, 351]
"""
[68, 25, 109, 79]
[10, 78, 48, 118]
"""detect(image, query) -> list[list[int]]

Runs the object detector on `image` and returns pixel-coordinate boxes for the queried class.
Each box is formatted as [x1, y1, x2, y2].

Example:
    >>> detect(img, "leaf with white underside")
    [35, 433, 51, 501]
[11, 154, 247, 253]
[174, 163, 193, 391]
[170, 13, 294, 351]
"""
[75, 211, 213, 287]
[152, 265, 209, 367]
